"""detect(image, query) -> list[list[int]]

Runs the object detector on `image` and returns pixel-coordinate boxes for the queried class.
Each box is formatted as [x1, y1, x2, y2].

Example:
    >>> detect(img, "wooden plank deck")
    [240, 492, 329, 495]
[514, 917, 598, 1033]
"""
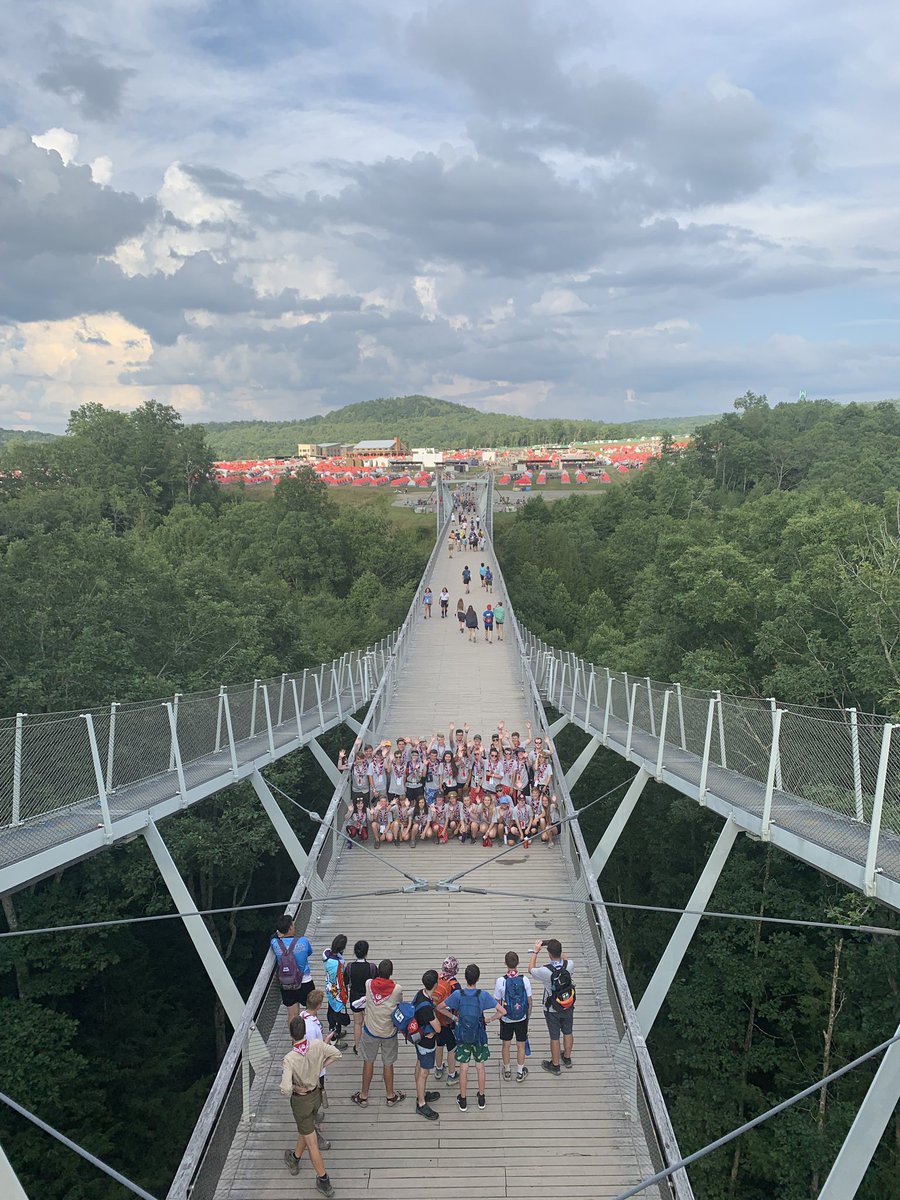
[215, 542, 653, 1198]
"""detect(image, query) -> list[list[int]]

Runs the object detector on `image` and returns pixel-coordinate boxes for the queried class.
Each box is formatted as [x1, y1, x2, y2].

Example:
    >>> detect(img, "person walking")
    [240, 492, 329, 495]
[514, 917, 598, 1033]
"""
[441, 963, 504, 1111]
[352, 959, 406, 1108]
[484, 565, 493, 594]
[495, 951, 532, 1082]
[422, 586, 433, 619]
[272, 915, 314, 1029]
[494, 599, 505, 640]
[456, 598, 466, 633]
[440, 587, 450, 618]
[483, 604, 494, 643]
[529, 938, 576, 1076]
[462, 564, 471, 593]
[465, 604, 479, 643]
[479, 562, 486, 589]
[281, 1015, 341, 1197]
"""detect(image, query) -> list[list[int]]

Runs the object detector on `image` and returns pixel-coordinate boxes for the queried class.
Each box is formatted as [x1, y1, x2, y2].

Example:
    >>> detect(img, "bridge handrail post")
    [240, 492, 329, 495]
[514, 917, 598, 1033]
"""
[769, 697, 783, 791]
[261, 685, 276, 757]
[333, 664, 343, 721]
[290, 678, 303, 740]
[585, 668, 595, 727]
[675, 682, 686, 751]
[625, 682, 638, 761]
[249, 680, 260, 739]
[348, 656, 357, 712]
[12, 713, 25, 826]
[313, 668, 325, 730]
[105, 702, 119, 794]
[646, 677, 656, 737]
[277, 674, 287, 727]
[300, 668, 308, 718]
[602, 670, 612, 746]
[168, 693, 182, 771]
[715, 689, 727, 768]
[222, 692, 239, 778]
[656, 690, 672, 781]
[848, 707, 864, 822]
[698, 697, 716, 804]
[864, 723, 894, 896]
[165, 702, 189, 806]
[215, 686, 226, 753]
[83, 713, 113, 841]
[760, 707, 784, 839]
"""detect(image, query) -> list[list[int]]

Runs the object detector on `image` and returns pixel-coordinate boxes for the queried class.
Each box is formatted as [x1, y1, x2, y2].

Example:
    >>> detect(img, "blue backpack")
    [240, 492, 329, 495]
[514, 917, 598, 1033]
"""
[391, 998, 431, 1044]
[503, 974, 528, 1022]
[456, 988, 487, 1045]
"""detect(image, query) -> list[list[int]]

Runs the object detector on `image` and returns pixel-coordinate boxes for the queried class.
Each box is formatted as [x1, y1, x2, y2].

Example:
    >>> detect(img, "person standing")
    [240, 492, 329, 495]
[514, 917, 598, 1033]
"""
[494, 951, 532, 1082]
[493, 599, 505, 640]
[272, 915, 314, 1029]
[411, 970, 444, 1121]
[432, 956, 461, 1084]
[281, 1016, 341, 1197]
[346, 941, 377, 1054]
[441, 963, 504, 1111]
[323, 936, 350, 1049]
[529, 938, 576, 1075]
[352, 960, 405, 1108]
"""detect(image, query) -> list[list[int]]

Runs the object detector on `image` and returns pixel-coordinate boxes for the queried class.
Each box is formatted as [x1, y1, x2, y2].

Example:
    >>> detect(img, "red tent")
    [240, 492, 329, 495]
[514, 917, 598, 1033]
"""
[351, 477, 370, 486]
[600, 471, 611, 483]
[617, 464, 629, 473]
[498, 473, 511, 485]
[536, 471, 547, 484]
[391, 475, 412, 486]
[575, 471, 588, 483]
[560, 470, 571, 484]
[515, 475, 531, 485]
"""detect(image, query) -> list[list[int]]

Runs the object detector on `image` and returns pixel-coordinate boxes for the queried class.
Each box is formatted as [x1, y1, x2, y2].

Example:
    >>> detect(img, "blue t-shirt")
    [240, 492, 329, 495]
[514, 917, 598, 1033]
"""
[271, 935, 313, 982]
[483, 610, 494, 626]
[443, 986, 497, 1045]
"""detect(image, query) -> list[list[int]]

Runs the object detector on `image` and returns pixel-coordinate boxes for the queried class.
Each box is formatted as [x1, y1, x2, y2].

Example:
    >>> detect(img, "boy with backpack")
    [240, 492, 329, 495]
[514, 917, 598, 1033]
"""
[441, 963, 504, 1111]
[432, 956, 461, 1084]
[529, 938, 576, 1076]
[402, 970, 445, 1121]
[494, 951, 532, 1082]
[271, 915, 314, 1028]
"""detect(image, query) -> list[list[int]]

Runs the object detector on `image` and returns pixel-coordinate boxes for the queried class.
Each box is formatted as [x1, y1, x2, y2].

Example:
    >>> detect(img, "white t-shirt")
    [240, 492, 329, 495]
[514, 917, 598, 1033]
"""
[493, 972, 532, 1022]
[302, 1009, 327, 1079]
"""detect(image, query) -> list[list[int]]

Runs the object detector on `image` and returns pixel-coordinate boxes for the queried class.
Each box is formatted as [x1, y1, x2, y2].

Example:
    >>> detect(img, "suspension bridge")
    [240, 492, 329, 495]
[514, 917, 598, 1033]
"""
[1, 477, 898, 1200]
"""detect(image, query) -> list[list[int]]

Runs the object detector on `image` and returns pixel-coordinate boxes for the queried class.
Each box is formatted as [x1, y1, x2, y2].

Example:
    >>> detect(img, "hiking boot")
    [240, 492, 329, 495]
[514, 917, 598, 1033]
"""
[541, 1060, 561, 1076]
[433, 1065, 446, 1080]
[284, 1150, 300, 1176]
[316, 1136, 332, 1151]
[503, 1065, 512, 1081]
[315, 1175, 335, 1198]
[456, 1094, 467, 1111]
[416, 1103, 439, 1121]
[561, 1055, 573, 1069]
[477, 1092, 486, 1109]
[517, 1067, 529, 1082]
[446, 1071, 460, 1085]
[424, 1090, 441, 1103]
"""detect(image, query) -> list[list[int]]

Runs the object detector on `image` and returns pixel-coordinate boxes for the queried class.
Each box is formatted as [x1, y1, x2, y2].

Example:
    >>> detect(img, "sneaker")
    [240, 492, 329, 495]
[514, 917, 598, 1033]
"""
[561, 1055, 573, 1069]
[424, 1090, 441, 1103]
[284, 1150, 299, 1176]
[524, 839, 531, 849]
[517, 1067, 529, 1082]
[416, 1103, 439, 1121]
[503, 1065, 512, 1081]
[477, 1092, 486, 1109]
[459, 832, 467, 844]
[433, 1065, 446, 1081]
[316, 1176, 335, 1198]
[456, 1094, 467, 1112]
[541, 1060, 562, 1076]
[446, 1070, 460, 1085]
[316, 1137, 332, 1151]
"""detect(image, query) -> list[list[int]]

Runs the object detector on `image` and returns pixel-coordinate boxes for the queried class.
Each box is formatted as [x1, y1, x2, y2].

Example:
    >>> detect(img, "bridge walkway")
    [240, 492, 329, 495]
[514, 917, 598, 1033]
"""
[213, 538, 659, 1198]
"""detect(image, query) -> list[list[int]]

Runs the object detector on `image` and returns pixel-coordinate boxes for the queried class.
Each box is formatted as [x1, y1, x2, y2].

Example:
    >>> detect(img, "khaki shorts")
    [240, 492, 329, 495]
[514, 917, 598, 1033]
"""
[359, 1028, 399, 1064]
[290, 1087, 322, 1136]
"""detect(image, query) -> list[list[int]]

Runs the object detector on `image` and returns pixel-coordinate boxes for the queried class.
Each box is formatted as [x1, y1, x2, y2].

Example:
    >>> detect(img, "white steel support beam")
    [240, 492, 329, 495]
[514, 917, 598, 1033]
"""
[548, 714, 570, 738]
[143, 820, 248, 1030]
[0, 1144, 28, 1200]
[308, 737, 342, 789]
[249, 770, 308, 877]
[589, 767, 650, 877]
[819, 1019, 900, 1200]
[636, 818, 740, 1035]
[344, 716, 364, 736]
[565, 736, 601, 791]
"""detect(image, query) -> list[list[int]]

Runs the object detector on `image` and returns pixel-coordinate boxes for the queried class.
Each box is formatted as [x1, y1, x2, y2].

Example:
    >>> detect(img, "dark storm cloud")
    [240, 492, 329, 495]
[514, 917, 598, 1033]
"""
[37, 38, 135, 120]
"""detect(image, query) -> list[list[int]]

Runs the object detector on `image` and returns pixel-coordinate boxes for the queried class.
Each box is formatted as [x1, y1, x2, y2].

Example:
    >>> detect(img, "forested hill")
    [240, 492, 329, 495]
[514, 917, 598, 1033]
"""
[0, 426, 57, 446]
[200, 394, 704, 457]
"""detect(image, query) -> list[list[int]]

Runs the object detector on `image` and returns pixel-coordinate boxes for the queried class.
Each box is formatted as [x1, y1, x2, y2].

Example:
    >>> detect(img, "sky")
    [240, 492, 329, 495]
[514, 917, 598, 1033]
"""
[1, 0, 899, 432]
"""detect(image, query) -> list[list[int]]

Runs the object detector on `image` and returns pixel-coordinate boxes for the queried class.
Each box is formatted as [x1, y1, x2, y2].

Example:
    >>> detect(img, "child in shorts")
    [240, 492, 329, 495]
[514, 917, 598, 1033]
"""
[441, 964, 504, 1111]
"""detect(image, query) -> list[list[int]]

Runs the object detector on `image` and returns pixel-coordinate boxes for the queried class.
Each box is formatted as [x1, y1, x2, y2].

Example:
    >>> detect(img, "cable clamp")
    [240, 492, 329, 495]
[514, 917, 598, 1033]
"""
[435, 881, 461, 893]
[402, 878, 429, 893]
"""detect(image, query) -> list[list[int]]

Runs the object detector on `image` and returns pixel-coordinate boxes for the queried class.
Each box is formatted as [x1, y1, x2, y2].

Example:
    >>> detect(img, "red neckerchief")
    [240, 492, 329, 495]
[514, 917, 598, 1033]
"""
[291, 1039, 310, 1055]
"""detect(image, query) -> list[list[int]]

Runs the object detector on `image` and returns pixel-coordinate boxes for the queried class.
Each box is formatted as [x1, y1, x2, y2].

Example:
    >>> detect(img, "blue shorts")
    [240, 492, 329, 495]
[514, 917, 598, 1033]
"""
[415, 1045, 436, 1069]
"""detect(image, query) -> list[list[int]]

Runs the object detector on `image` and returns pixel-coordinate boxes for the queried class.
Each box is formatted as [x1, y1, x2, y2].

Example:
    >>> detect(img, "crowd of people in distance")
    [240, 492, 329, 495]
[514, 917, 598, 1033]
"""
[273, 913, 577, 1197]
[338, 722, 561, 849]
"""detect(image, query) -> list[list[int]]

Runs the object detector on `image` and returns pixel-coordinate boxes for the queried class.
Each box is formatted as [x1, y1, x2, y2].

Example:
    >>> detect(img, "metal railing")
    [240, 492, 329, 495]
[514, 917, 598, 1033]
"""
[521, 639, 900, 898]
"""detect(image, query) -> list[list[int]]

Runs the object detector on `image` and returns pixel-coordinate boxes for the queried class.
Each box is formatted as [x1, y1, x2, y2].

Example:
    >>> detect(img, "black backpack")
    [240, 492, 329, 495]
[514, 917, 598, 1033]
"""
[546, 962, 576, 1013]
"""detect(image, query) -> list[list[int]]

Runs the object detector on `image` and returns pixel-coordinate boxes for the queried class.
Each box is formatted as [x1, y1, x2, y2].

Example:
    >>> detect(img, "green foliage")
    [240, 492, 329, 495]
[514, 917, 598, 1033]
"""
[201, 394, 705, 457]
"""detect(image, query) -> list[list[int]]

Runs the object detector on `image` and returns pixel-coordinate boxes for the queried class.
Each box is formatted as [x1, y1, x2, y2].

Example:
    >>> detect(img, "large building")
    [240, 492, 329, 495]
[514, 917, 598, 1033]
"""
[345, 437, 408, 466]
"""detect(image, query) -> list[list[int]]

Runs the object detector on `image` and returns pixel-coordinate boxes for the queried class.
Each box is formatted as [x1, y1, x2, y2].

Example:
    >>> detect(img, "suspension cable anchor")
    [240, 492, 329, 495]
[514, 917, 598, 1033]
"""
[402, 878, 429, 893]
